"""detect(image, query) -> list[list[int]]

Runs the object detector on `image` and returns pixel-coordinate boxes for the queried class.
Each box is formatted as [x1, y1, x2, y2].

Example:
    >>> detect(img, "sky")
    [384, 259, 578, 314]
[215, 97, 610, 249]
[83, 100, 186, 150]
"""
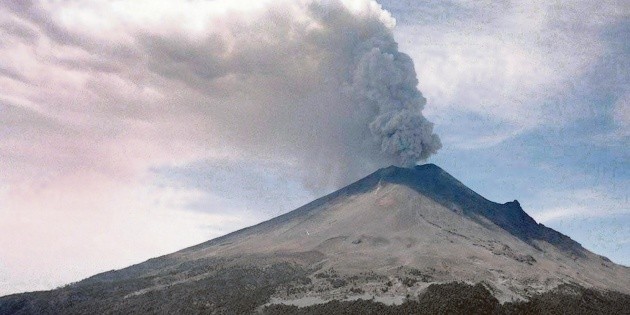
[0, 0, 628, 296]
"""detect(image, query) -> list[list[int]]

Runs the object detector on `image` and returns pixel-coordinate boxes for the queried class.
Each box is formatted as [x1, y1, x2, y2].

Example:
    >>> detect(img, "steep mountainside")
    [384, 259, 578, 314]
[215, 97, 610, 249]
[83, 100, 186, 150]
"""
[1, 164, 628, 314]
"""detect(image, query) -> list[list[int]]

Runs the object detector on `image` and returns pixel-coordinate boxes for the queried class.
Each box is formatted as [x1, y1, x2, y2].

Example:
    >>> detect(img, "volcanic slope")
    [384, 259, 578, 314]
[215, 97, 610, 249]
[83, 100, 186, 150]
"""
[176, 164, 629, 296]
[1, 164, 628, 314]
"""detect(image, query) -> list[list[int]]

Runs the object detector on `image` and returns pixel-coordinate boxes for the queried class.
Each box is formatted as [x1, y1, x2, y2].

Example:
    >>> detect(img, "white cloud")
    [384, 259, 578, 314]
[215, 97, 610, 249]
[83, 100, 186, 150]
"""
[527, 187, 629, 224]
[613, 91, 630, 136]
[0, 0, 439, 190]
[381, 0, 628, 148]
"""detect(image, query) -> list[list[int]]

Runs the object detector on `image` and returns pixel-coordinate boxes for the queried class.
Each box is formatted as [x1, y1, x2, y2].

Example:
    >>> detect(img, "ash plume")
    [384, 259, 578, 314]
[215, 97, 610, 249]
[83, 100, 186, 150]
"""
[0, 0, 441, 191]
[349, 44, 442, 167]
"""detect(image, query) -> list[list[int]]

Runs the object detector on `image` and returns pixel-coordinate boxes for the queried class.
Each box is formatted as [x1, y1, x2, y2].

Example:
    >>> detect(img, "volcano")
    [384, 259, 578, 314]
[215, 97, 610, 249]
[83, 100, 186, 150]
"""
[1, 164, 629, 314]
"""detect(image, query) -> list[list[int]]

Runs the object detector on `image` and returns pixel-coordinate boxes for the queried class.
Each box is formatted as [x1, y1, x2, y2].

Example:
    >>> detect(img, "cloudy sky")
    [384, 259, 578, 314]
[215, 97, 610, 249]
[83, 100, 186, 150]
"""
[0, 0, 628, 295]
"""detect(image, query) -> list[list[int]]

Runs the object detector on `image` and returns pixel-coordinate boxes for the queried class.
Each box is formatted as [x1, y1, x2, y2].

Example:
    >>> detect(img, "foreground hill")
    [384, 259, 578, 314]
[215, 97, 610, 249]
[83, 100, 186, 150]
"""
[1, 164, 628, 314]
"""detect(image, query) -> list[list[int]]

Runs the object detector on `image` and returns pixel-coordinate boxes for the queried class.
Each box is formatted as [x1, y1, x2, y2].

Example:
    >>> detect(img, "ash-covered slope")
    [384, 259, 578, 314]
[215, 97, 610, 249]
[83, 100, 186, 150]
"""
[191, 164, 586, 259]
[163, 164, 627, 298]
[2, 164, 629, 314]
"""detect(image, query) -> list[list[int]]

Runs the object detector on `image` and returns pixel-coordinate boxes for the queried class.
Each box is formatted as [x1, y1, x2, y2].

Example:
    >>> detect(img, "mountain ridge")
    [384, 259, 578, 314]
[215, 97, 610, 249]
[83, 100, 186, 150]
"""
[184, 164, 585, 259]
[1, 164, 628, 314]
[80, 164, 622, 292]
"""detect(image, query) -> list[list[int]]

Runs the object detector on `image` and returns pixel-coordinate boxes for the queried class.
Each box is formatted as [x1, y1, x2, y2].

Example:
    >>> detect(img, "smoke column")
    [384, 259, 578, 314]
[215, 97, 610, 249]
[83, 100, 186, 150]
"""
[0, 0, 441, 191]
[349, 39, 442, 167]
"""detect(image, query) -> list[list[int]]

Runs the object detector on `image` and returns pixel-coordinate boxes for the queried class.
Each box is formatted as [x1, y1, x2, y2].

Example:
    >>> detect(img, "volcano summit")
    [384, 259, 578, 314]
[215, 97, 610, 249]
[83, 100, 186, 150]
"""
[1, 164, 629, 314]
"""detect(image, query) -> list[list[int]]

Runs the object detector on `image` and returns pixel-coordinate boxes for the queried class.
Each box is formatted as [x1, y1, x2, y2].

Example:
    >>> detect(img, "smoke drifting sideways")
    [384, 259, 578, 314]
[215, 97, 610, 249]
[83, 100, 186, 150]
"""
[190, 0, 442, 190]
[1, 0, 441, 192]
